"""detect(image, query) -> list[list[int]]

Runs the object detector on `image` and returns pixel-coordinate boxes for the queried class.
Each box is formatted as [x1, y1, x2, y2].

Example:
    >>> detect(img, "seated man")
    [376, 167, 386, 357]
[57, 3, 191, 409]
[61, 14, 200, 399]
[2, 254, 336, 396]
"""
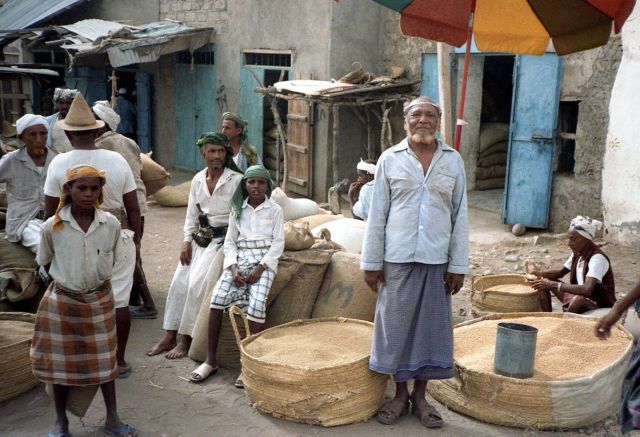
[348, 158, 376, 221]
[528, 215, 615, 313]
[0, 114, 56, 252]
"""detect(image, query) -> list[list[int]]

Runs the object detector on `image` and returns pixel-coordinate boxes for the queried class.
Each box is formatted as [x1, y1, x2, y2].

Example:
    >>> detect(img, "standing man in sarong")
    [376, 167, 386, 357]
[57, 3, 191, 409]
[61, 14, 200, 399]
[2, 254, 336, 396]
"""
[146, 133, 243, 359]
[361, 97, 469, 429]
[46, 88, 78, 153]
[43, 93, 141, 379]
[221, 112, 261, 172]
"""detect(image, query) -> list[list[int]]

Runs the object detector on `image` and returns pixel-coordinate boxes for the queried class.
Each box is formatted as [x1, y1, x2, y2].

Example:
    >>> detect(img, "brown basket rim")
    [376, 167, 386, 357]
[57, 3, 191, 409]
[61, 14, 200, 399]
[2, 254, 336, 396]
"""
[240, 317, 374, 371]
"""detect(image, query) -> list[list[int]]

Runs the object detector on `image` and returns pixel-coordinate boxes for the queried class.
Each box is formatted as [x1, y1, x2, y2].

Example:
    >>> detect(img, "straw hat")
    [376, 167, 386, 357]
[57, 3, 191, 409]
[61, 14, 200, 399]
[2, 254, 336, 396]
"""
[2, 120, 17, 137]
[57, 93, 105, 131]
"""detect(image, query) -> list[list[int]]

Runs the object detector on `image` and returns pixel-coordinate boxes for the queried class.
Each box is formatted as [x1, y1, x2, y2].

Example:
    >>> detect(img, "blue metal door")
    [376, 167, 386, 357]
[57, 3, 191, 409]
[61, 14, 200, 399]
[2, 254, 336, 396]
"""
[135, 71, 151, 153]
[66, 66, 106, 105]
[240, 66, 265, 157]
[420, 53, 439, 101]
[503, 54, 562, 228]
[175, 49, 216, 172]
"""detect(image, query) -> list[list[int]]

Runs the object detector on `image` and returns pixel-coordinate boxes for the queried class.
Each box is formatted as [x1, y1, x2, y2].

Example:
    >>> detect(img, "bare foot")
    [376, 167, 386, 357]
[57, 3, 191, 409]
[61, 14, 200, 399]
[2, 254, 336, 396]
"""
[146, 337, 176, 357]
[165, 341, 189, 359]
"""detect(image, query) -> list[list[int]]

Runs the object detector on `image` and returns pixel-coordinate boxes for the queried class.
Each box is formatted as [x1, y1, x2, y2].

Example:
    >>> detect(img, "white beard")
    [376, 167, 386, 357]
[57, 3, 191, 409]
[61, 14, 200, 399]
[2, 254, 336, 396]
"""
[409, 130, 436, 145]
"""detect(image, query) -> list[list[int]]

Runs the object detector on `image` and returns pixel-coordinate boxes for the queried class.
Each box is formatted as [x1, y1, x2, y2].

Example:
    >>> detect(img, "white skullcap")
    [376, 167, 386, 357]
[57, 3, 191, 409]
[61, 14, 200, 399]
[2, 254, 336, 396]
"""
[569, 215, 602, 241]
[118, 87, 127, 95]
[15, 114, 47, 135]
[92, 100, 120, 131]
[356, 158, 376, 175]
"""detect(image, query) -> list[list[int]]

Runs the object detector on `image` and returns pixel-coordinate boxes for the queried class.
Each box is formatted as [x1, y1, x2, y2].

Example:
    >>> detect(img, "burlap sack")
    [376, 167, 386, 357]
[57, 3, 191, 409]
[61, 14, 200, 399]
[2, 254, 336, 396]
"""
[0, 235, 40, 302]
[476, 177, 505, 191]
[476, 164, 506, 180]
[0, 189, 7, 208]
[312, 252, 376, 321]
[284, 222, 315, 251]
[140, 153, 170, 195]
[0, 211, 6, 230]
[153, 180, 190, 207]
[479, 140, 508, 158]
[477, 152, 507, 168]
[293, 213, 341, 230]
[479, 122, 509, 152]
[188, 254, 302, 368]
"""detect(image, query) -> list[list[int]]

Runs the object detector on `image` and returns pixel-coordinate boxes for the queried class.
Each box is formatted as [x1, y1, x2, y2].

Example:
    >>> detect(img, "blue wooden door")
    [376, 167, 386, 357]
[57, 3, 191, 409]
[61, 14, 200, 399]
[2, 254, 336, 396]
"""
[135, 71, 151, 153]
[503, 54, 562, 228]
[66, 66, 106, 105]
[240, 66, 265, 157]
[420, 53, 439, 101]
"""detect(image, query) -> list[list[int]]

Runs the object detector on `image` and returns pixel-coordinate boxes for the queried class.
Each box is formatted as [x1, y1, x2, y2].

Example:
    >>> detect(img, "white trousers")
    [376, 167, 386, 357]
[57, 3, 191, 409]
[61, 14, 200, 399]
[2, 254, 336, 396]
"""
[112, 229, 136, 309]
[20, 218, 43, 254]
[163, 241, 223, 336]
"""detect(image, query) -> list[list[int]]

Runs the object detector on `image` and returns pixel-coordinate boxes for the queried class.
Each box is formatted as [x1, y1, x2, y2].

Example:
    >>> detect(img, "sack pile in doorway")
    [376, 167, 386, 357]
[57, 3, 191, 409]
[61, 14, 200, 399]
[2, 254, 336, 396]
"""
[476, 123, 509, 190]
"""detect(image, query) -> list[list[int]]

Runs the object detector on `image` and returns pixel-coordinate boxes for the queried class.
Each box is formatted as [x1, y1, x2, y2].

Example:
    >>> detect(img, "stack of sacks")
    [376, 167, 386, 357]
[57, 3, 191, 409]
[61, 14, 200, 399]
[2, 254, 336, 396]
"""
[476, 123, 509, 190]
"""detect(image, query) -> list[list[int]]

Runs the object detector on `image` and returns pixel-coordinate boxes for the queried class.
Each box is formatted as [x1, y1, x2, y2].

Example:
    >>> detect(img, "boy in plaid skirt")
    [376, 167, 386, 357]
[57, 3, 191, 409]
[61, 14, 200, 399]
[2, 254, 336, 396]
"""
[190, 165, 284, 385]
[31, 165, 136, 437]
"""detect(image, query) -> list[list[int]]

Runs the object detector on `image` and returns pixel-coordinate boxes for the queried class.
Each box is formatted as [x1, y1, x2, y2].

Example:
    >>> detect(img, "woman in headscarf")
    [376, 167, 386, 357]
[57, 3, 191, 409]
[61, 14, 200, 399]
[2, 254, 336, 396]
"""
[190, 165, 284, 386]
[528, 215, 616, 313]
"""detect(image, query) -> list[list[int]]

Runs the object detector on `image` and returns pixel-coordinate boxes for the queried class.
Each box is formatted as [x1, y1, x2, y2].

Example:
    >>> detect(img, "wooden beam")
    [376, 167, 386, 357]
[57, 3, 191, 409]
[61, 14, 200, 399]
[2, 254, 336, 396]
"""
[332, 105, 339, 183]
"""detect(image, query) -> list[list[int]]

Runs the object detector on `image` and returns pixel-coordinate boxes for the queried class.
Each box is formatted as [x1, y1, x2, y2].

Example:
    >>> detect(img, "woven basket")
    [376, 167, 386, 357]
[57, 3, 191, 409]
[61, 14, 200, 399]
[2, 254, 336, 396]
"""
[427, 312, 633, 429]
[470, 274, 540, 315]
[230, 307, 386, 427]
[0, 312, 38, 402]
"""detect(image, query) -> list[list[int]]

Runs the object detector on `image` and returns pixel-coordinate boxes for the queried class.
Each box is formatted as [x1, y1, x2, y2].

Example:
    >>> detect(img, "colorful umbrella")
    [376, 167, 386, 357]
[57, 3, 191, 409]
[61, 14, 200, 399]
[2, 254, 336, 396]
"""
[370, 0, 636, 149]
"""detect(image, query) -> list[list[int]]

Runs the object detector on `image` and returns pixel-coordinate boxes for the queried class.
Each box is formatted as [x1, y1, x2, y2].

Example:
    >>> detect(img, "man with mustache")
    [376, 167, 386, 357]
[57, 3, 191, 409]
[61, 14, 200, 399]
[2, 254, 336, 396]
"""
[361, 97, 469, 429]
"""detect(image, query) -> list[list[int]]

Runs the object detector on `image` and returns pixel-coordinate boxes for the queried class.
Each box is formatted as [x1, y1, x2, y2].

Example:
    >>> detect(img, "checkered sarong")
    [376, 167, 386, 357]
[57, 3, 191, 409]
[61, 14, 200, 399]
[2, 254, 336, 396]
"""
[210, 239, 274, 323]
[30, 281, 118, 386]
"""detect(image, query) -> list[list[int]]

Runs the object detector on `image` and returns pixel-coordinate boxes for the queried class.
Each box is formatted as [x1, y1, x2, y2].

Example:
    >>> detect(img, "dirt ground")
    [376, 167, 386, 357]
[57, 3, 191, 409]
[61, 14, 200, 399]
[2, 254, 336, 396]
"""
[1, 200, 638, 437]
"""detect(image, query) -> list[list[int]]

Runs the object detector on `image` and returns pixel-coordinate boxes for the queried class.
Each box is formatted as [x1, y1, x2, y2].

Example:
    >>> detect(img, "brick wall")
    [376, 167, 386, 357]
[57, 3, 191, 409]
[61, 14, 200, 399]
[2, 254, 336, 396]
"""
[160, 0, 228, 32]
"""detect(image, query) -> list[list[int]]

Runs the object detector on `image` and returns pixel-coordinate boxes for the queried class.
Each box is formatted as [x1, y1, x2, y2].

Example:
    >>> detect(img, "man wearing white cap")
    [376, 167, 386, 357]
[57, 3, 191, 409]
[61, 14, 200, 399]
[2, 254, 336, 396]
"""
[45, 87, 78, 154]
[349, 158, 376, 221]
[528, 215, 616, 313]
[43, 93, 141, 378]
[115, 88, 137, 140]
[0, 114, 56, 252]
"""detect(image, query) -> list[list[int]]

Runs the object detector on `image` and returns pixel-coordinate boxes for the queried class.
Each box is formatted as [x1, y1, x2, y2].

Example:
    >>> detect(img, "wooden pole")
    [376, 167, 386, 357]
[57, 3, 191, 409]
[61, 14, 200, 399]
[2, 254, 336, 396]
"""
[454, 0, 477, 151]
[270, 99, 288, 192]
[437, 42, 454, 146]
[366, 108, 374, 160]
[332, 105, 339, 183]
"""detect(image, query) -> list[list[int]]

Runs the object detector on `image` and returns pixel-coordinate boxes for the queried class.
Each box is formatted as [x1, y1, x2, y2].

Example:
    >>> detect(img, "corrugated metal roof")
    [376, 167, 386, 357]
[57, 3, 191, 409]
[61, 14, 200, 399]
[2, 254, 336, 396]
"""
[0, 0, 88, 32]
[61, 19, 126, 42]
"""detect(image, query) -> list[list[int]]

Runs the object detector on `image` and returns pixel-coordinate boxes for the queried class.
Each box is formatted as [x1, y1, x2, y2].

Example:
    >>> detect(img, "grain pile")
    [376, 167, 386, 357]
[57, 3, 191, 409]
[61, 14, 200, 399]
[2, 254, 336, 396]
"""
[455, 316, 629, 381]
[485, 283, 535, 294]
[471, 274, 540, 315]
[245, 320, 371, 368]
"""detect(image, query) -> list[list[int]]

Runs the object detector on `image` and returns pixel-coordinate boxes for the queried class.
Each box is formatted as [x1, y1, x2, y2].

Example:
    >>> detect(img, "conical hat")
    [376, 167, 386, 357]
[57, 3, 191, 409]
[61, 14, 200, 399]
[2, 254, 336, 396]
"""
[57, 93, 105, 131]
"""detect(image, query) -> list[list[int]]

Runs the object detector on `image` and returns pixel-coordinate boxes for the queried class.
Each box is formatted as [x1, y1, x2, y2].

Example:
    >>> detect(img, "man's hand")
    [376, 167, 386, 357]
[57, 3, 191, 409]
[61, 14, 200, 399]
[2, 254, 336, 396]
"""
[230, 265, 246, 287]
[445, 273, 464, 295]
[179, 241, 192, 266]
[134, 241, 141, 262]
[595, 307, 623, 339]
[528, 277, 554, 292]
[364, 270, 385, 293]
[348, 181, 363, 203]
[245, 264, 265, 284]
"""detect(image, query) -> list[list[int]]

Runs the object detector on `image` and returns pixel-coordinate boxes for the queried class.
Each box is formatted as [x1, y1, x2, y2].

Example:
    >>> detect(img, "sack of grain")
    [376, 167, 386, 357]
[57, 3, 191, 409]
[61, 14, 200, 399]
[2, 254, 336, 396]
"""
[311, 218, 366, 254]
[140, 153, 170, 195]
[284, 221, 315, 251]
[476, 177, 505, 191]
[427, 312, 633, 429]
[470, 274, 540, 317]
[475, 165, 506, 180]
[233, 313, 387, 426]
[188, 253, 302, 368]
[264, 143, 283, 161]
[479, 123, 509, 152]
[293, 213, 341, 230]
[0, 312, 38, 403]
[153, 180, 191, 207]
[312, 252, 376, 321]
[0, 235, 40, 303]
[479, 140, 508, 159]
[271, 187, 319, 220]
[477, 152, 507, 168]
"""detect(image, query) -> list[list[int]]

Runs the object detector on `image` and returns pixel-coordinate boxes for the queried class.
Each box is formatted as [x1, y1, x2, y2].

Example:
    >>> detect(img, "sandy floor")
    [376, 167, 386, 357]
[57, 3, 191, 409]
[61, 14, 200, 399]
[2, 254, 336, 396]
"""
[1, 199, 635, 437]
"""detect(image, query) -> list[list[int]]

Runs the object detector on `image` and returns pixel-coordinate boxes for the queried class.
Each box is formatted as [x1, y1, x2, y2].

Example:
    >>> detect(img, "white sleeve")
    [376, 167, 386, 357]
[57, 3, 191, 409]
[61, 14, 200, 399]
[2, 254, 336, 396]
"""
[260, 205, 284, 272]
[183, 176, 200, 242]
[43, 157, 62, 197]
[118, 154, 137, 194]
[586, 254, 609, 282]
[36, 220, 54, 266]
[563, 254, 574, 270]
[222, 213, 239, 270]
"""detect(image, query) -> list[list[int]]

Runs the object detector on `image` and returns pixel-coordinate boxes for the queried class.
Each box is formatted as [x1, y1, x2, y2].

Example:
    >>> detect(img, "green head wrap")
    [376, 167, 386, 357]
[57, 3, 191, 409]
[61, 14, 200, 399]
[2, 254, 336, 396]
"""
[195, 131, 243, 174]
[230, 165, 273, 220]
[222, 111, 248, 142]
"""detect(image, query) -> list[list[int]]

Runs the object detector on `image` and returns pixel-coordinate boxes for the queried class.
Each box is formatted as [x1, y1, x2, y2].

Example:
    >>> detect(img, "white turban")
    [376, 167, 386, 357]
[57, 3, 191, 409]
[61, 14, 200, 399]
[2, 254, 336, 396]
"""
[569, 215, 602, 241]
[15, 114, 47, 135]
[356, 158, 376, 175]
[118, 87, 127, 95]
[53, 87, 79, 102]
[92, 100, 120, 131]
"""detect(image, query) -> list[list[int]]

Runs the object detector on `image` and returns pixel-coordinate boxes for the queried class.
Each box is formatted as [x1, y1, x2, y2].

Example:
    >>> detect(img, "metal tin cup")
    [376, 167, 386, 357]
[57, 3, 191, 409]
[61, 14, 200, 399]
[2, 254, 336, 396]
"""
[493, 322, 538, 378]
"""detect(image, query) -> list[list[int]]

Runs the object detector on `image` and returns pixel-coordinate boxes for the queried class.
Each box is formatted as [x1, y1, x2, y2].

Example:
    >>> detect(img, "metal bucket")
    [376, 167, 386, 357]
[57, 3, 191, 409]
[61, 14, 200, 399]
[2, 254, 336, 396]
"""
[494, 322, 538, 378]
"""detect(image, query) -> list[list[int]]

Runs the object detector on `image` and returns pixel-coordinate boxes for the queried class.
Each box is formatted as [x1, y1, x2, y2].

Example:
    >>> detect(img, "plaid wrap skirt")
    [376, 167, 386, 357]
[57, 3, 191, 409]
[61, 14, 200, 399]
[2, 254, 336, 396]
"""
[30, 281, 118, 386]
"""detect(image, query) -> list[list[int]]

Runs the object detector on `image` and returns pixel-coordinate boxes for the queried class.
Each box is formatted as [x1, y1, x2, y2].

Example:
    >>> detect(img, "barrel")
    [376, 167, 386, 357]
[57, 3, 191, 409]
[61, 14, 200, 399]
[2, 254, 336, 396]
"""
[494, 322, 538, 378]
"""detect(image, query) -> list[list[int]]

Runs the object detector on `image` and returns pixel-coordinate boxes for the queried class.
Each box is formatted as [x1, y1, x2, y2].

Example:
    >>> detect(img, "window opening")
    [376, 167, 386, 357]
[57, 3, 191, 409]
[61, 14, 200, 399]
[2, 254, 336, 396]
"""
[556, 100, 579, 174]
[243, 52, 291, 67]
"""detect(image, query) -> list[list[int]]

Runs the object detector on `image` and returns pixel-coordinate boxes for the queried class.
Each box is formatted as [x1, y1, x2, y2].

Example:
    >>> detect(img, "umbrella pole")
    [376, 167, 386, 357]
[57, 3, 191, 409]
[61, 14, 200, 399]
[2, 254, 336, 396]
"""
[453, 0, 476, 151]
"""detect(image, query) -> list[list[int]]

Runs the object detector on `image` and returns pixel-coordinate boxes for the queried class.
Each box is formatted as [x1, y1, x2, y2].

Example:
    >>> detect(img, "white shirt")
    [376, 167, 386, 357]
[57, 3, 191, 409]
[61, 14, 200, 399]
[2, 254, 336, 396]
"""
[223, 196, 285, 272]
[183, 167, 243, 242]
[353, 180, 374, 221]
[563, 253, 610, 285]
[37, 206, 121, 291]
[44, 149, 137, 210]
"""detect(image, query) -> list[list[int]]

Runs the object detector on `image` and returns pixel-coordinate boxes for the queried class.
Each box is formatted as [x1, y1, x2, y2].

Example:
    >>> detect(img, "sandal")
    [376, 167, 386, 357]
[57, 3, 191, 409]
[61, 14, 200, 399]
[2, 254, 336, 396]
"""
[190, 362, 218, 383]
[129, 306, 158, 319]
[376, 398, 410, 425]
[118, 363, 132, 379]
[234, 375, 244, 389]
[412, 399, 443, 428]
[102, 423, 137, 437]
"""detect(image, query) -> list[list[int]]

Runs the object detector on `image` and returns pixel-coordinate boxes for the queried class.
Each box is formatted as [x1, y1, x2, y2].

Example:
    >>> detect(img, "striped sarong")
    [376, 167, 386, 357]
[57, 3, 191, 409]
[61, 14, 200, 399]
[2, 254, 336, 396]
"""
[369, 262, 454, 382]
[210, 239, 275, 323]
[30, 281, 118, 386]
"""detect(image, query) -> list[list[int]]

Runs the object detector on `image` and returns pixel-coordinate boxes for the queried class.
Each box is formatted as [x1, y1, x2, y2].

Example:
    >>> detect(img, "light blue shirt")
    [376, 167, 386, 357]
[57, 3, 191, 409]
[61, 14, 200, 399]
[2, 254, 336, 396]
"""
[45, 113, 58, 148]
[361, 138, 469, 274]
[115, 96, 137, 134]
[353, 180, 374, 221]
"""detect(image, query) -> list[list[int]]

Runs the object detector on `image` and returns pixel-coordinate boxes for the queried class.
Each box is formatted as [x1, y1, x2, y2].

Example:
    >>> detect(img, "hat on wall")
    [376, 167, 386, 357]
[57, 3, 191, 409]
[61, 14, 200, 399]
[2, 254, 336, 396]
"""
[57, 93, 105, 132]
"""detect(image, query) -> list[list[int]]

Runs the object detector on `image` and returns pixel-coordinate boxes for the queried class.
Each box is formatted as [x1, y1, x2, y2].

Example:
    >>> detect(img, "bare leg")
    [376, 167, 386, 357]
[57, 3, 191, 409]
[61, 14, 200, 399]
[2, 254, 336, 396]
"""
[538, 290, 553, 312]
[51, 384, 70, 435]
[165, 335, 192, 359]
[411, 380, 443, 428]
[101, 381, 136, 436]
[115, 307, 131, 374]
[376, 381, 410, 424]
[204, 308, 224, 366]
[146, 330, 178, 356]
[132, 261, 156, 312]
[566, 295, 594, 314]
